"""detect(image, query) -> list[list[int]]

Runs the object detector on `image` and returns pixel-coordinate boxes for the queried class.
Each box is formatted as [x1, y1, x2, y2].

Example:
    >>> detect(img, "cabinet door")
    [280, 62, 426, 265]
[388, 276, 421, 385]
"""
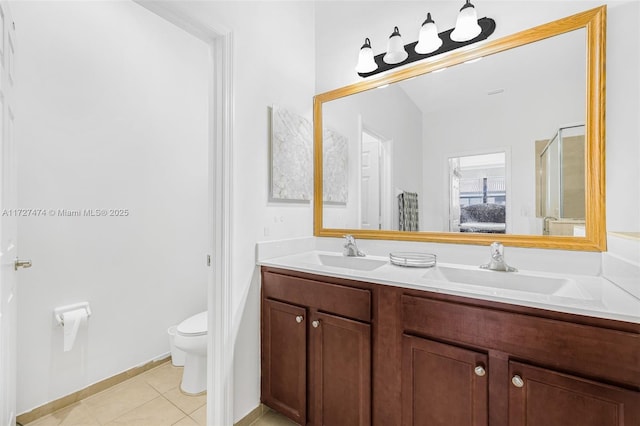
[310, 311, 371, 426]
[402, 335, 488, 426]
[509, 361, 640, 426]
[261, 299, 307, 425]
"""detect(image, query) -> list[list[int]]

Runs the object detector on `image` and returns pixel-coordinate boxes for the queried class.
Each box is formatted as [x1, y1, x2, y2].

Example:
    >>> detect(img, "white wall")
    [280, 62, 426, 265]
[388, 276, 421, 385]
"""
[315, 0, 640, 233]
[145, 1, 317, 421]
[222, 3, 316, 419]
[14, 1, 209, 414]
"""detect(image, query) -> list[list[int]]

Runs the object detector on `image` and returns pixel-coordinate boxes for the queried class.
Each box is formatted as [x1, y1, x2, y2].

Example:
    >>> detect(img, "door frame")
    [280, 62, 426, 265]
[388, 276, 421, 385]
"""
[133, 2, 234, 424]
[359, 121, 393, 231]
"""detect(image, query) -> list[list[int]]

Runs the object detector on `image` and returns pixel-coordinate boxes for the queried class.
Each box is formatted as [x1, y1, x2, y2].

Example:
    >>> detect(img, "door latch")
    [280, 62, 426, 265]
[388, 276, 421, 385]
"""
[14, 258, 32, 271]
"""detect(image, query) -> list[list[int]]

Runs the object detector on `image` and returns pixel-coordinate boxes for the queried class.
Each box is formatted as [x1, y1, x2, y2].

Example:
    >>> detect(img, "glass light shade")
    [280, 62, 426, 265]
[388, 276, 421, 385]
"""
[414, 13, 443, 54]
[383, 27, 408, 65]
[451, 0, 482, 42]
[355, 38, 377, 73]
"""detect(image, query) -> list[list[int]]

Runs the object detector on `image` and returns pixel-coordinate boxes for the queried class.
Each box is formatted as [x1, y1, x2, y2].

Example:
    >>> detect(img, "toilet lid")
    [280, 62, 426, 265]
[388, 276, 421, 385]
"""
[177, 311, 207, 336]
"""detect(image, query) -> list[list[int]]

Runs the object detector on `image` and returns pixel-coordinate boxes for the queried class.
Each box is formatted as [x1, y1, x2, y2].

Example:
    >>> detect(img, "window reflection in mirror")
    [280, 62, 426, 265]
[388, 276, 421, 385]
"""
[449, 152, 506, 234]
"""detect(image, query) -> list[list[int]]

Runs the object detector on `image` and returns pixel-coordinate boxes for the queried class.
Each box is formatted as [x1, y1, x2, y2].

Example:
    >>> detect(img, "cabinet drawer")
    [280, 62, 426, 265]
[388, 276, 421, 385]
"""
[402, 295, 640, 388]
[263, 271, 371, 322]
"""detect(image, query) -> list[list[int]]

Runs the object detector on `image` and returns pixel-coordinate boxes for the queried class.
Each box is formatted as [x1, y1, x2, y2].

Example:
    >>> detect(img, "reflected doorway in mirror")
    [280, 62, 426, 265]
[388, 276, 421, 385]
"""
[360, 128, 393, 230]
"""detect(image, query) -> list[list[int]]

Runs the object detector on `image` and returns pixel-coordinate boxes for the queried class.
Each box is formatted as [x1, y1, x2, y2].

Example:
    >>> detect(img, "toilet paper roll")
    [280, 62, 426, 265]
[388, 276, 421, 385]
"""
[63, 308, 87, 352]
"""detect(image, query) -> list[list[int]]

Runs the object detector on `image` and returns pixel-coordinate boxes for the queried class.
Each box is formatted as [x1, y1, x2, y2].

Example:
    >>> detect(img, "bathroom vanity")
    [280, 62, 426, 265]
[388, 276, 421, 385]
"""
[259, 7, 637, 423]
[259, 258, 640, 426]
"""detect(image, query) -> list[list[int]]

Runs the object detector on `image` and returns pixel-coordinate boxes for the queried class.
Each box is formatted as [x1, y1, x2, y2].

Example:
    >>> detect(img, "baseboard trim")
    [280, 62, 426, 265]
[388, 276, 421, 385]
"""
[234, 404, 269, 426]
[16, 355, 171, 425]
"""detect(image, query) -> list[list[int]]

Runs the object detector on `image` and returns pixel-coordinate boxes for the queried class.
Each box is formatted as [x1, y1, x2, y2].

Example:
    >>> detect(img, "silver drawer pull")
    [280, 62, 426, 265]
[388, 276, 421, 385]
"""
[474, 366, 486, 377]
[295, 315, 304, 323]
[312, 320, 320, 328]
[512, 375, 524, 388]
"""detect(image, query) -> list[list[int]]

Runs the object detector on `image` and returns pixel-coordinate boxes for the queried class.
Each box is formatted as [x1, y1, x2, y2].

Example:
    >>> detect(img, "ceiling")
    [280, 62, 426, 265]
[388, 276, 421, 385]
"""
[396, 28, 586, 115]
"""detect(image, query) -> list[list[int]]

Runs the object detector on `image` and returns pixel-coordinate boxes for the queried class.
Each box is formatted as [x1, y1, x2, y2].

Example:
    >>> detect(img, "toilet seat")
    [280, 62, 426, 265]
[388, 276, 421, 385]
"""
[177, 311, 207, 337]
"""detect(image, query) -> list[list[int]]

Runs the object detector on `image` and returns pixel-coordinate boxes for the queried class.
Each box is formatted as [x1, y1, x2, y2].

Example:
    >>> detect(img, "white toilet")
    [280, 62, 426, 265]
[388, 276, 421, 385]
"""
[173, 311, 207, 395]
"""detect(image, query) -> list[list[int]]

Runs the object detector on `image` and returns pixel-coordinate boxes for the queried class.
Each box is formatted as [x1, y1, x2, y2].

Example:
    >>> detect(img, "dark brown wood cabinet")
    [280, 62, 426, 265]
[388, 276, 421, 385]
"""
[310, 311, 370, 426]
[508, 361, 640, 426]
[261, 269, 372, 426]
[262, 299, 307, 424]
[402, 294, 640, 426]
[261, 266, 640, 426]
[402, 335, 488, 426]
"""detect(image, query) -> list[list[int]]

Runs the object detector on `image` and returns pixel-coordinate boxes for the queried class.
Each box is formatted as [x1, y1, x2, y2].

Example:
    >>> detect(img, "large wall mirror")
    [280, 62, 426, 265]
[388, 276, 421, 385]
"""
[313, 6, 606, 251]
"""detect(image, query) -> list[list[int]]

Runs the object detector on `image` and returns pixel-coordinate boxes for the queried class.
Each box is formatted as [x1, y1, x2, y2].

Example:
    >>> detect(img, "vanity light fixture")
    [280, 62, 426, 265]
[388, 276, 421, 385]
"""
[383, 27, 409, 64]
[451, 0, 483, 42]
[355, 38, 377, 74]
[355, 0, 495, 78]
[415, 13, 442, 54]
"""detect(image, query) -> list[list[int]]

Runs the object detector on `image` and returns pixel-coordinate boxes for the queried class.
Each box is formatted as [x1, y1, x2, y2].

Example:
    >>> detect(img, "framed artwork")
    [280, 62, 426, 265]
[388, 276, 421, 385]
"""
[270, 105, 313, 202]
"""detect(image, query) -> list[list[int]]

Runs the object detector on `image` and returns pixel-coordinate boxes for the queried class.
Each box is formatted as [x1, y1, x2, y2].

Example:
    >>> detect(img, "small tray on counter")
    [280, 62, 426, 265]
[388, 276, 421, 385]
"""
[389, 252, 437, 268]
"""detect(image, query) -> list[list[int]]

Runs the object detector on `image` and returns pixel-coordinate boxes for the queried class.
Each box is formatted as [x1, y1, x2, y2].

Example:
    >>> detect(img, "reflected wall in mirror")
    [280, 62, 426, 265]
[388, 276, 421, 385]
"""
[314, 6, 606, 251]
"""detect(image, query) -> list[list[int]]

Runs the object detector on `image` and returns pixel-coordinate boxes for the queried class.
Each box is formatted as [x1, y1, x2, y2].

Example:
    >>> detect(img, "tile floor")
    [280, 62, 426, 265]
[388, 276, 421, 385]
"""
[23, 362, 296, 426]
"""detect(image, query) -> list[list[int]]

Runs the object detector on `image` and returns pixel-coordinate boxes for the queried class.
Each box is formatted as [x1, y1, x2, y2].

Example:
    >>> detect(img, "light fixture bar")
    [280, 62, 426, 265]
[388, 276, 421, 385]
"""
[357, 17, 495, 78]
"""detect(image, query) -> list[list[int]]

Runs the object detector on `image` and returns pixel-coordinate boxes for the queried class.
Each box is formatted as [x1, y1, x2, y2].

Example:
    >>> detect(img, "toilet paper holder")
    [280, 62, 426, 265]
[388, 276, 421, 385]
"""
[54, 302, 92, 326]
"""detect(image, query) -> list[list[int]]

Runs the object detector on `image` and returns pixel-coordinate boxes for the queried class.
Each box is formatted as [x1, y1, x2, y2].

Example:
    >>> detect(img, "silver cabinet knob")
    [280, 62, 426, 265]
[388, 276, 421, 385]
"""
[312, 320, 320, 328]
[474, 366, 486, 377]
[512, 375, 524, 388]
[295, 315, 303, 323]
[14, 259, 32, 271]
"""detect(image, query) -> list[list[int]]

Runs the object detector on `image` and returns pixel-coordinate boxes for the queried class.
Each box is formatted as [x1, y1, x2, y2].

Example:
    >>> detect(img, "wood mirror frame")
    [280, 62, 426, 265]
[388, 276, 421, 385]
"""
[313, 6, 606, 251]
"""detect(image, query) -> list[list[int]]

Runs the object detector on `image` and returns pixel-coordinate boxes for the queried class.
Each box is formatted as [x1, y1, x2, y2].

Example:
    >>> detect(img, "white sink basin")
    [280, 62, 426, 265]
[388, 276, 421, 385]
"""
[422, 266, 589, 299]
[316, 254, 387, 271]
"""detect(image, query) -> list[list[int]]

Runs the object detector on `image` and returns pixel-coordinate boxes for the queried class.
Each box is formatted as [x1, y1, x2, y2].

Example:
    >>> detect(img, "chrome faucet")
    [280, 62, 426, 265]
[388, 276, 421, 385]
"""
[480, 242, 517, 272]
[343, 235, 365, 257]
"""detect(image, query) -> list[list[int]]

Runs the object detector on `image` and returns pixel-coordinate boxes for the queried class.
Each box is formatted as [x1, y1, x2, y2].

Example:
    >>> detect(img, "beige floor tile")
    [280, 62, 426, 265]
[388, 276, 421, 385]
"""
[172, 416, 199, 426]
[163, 387, 206, 415]
[251, 410, 298, 426]
[25, 402, 99, 426]
[140, 363, 184, 394]
[189, 405, 206, 426]
[83, 376, 160, 424]
[104, 396, 185, 426]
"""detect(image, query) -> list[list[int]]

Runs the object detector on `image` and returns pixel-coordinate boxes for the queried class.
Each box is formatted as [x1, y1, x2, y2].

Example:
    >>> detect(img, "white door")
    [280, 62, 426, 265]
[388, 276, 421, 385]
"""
[361, 132, 381, 230]
[0, 4, 20, 425]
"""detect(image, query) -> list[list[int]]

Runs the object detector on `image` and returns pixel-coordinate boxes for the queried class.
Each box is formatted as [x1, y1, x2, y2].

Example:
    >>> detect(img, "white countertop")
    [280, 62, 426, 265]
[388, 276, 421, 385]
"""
[259, 250, 640, 324]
